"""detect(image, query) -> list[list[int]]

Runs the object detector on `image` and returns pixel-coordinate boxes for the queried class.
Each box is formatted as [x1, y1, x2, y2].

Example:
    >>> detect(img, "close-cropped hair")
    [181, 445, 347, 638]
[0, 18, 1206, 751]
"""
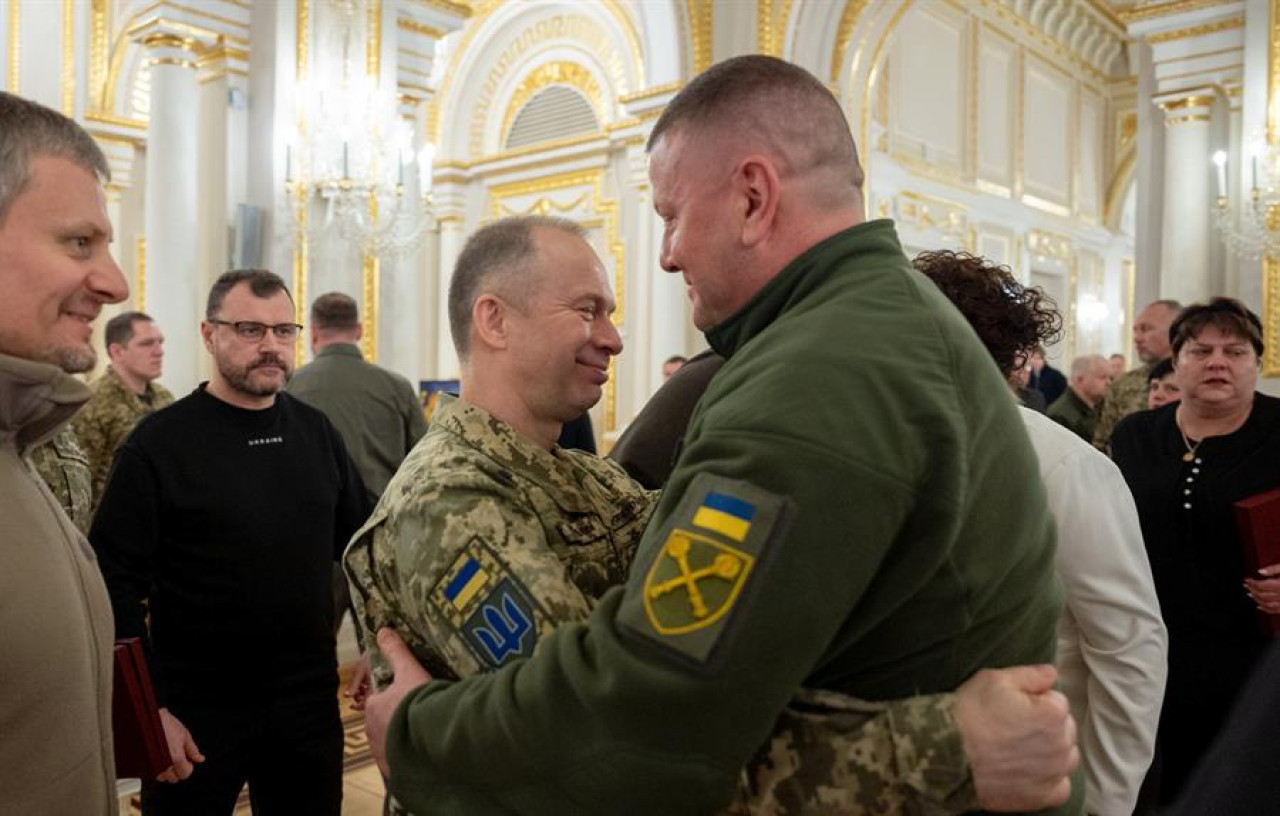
[0, 92, 110, 223]
[206, 269, 292, 319]
[645, 54, 863, 191]
[1070, 355, 1105, 379]
[447, 215, 585, 361]
[912, 250, 1064, 378]
[311, 292, 360, 331]
[1169, 296, 1263, 359]
[664, 354, 687, 366]
[1148, 357, 1175, 383]
[104, 311, 154, 348]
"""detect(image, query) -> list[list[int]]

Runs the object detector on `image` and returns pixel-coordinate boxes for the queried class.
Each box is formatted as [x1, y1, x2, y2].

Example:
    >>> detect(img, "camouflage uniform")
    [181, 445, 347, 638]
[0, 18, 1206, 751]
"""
[347, 398, 982, 815]
[69, 366, 174, 509]
[344, 396, 658, 687]
[26, 426, 93, 536]
[1091, 365, 1152, 451]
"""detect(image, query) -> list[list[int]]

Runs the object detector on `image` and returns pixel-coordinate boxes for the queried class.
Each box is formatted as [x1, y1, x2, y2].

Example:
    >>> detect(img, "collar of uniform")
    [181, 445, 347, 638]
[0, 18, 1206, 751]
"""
[433, 397, 596, 513]
[101, 364, 167, 408]
[0, 352, 92, 455]
[705, 219, 903, 359]
[315, 343, 363, 360]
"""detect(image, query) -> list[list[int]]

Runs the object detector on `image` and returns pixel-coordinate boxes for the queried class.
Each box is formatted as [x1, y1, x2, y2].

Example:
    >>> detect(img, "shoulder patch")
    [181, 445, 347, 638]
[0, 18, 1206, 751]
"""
[429, 538, 550, 670]
[617, 473, 792, 664]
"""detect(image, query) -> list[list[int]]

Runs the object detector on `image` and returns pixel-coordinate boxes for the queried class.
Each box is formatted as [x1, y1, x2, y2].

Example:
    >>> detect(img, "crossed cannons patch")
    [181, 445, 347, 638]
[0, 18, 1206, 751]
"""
[619, 473, 792, 664]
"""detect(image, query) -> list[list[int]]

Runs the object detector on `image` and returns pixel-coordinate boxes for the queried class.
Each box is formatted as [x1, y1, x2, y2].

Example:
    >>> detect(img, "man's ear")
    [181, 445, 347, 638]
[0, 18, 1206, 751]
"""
[199, 321, 215, 352]
[472, 294, 510, 352]
[736, 155, 781, 247]
[106, 342, 123, 363]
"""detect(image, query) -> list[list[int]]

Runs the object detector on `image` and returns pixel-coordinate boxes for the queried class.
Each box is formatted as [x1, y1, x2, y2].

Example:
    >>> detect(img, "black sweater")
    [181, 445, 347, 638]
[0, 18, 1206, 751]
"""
[91, 386, 370, 705]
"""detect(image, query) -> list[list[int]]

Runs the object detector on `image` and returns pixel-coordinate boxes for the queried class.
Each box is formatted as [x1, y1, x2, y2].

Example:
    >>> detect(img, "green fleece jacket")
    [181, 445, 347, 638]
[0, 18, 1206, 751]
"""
[385, 220, 1071, 815]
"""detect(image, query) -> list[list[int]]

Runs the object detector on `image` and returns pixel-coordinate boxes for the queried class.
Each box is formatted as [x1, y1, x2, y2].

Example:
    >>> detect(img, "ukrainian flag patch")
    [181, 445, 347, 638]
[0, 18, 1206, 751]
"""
[616, 473, 793, 665]
[692, 492, 756, 541]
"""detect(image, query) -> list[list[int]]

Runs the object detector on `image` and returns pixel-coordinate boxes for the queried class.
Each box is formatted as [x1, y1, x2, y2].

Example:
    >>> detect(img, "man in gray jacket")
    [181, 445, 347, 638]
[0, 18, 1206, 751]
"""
[0, 91, 129, 814]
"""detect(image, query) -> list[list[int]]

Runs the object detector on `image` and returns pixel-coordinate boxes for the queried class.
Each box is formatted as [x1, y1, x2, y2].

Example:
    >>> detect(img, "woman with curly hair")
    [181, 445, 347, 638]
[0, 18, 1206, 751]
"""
[1109, 297, 1280, 804]
[913, 250, 1167, 816]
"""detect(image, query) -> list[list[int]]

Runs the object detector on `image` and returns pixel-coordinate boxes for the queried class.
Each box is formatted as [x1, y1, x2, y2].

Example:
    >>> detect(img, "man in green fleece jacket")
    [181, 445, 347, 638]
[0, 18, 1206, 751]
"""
[364, 55, 1079, 815]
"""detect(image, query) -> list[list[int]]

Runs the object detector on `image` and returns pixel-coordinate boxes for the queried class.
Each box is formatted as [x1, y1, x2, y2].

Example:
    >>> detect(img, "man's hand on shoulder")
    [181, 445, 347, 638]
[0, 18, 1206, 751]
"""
[365, 628, 433, 777]
[954, 665, 1078, 811]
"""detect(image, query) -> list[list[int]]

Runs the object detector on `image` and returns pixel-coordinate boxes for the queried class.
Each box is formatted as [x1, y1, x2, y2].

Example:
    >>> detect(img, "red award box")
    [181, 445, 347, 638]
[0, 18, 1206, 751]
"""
[112, 638, 169, 779]
[1234, 487, 1280, 638]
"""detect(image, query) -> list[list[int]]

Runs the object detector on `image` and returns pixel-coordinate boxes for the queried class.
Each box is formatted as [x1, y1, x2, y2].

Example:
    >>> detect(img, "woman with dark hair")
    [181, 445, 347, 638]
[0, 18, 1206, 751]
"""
[1145, 358, 1180, 409]
[1110, 296, 1280, 804]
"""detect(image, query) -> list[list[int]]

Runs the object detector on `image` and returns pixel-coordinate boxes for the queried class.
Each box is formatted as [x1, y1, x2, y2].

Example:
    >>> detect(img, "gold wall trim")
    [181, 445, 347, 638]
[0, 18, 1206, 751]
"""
[757, 0, 795, 57]
[294, 0, 310, 361]
[397, 18, 445, 39]
[1270, 0, 1279, 141]
[830, 0, 871, 82]
[469, 132, 608, 170]
[136, 236, 146, 310]
[1083, 0, 1125, 29]
[62, 0, 75, 114]
[297, 0, 309, 84]
[90, 0, 108, 108]
[1147, 16, 1243, 44]
[1157, 64, 1244, 85]
[85, 111, 148, 130]
[1121, 0, 1235, 23]
[367, 0, 382, 83]
[1265, 257, 1280, 376]
[861, 1, 915, 190]
[1158, 94, 1216, 111]
[8, 0, 20, 93]
[500, 62, 604, 145]
[618, 80, 683, 104]
[146, 56, 198, 70]
[1023, 194, 1072, 218]
[1163, 113, 1212, 125]
[1103, 147, 1136, 227]
[409, 0, 473, 18]
[688, 0, 713, 72]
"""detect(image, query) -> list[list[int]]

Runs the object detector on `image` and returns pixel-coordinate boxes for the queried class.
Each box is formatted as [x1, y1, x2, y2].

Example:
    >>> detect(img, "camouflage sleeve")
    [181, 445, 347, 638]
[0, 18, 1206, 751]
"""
[344, 469, 595, 691]
[1090, 389, 1125, 451]
[26, 427, 94, 536]
[69, 401, 122, 508]
[736, 689, 976, 816]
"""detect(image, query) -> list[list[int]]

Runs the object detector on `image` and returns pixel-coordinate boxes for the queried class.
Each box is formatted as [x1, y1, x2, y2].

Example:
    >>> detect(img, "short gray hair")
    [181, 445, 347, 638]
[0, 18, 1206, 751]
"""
[0, 92, 110, 223]
[1070, 355, 1107, 379]
[447, 215, 585, 360]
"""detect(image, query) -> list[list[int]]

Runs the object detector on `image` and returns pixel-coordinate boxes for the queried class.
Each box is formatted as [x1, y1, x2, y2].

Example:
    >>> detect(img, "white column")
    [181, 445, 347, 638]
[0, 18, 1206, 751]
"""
[1156, 93, 1216, 305]
[142, 32, 201, 395]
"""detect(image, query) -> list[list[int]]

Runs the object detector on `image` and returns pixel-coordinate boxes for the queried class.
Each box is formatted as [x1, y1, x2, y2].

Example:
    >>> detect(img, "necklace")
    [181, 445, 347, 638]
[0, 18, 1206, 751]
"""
[1175, 411, 1201, 462]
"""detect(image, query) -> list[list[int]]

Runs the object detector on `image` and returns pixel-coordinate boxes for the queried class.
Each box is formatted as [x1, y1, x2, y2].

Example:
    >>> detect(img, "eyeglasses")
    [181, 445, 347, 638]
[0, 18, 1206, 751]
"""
[208, 319, 303, 342]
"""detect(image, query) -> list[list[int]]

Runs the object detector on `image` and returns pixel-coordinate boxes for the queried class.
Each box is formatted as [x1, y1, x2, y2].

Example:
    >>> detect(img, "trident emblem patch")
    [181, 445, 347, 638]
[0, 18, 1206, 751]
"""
[642, 529, 754, 635]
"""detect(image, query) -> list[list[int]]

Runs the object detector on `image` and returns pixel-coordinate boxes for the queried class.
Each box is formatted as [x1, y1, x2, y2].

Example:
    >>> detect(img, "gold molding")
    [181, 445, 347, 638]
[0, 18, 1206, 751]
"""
[90, 0, 108, 108]
[1157, 94, 1216, 112]
[1023, 194, 1072, 219]
[859, 0, 913, 192]
[297, 0, 309, 84]
[1266, 256, 1280, 376]
[397, 18, 445, 39]
[830, 0, 872, 82]
[1271, 0, 1279, 142]
[145, 56, 198, 70]
[8, 0, 20, 93]
[85, 111, 148, 131]
[1163, 113, 1212, 125]
[368, 0, 382, 83]
[1121, 0, 1238, 23]
[500, 62, 603, 146]
[136, 236, 146, 311]
[1027, 227, 1073, 262]
[409, 0, 473, 17]
[62, 0, 75, 114]
[688, 0, 713, 72]
[1083, 0, 1125, 29]
[757, 0, 795, 57]
[294, 0, 310, 362]
[1146, 16, 1243, 44]
[618, 80, 683, 104]
[1156, 64, 1244, 85]
[1103, 147, 1136, 227]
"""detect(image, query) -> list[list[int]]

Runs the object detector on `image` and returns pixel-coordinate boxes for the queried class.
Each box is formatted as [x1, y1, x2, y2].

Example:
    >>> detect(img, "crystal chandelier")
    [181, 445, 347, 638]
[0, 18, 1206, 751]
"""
[286, 0, 433, 258]
[1211, 142, 1280, 261]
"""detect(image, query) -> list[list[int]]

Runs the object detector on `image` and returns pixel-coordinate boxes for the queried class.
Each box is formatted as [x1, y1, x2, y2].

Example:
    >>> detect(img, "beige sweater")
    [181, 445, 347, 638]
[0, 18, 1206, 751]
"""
[0, 354, 118, 815]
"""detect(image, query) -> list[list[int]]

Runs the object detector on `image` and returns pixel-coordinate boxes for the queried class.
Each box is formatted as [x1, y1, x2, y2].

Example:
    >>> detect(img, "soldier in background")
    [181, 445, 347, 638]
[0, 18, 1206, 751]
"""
[1093, 300, 1180, 450]
[70, 310, 173, 509]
